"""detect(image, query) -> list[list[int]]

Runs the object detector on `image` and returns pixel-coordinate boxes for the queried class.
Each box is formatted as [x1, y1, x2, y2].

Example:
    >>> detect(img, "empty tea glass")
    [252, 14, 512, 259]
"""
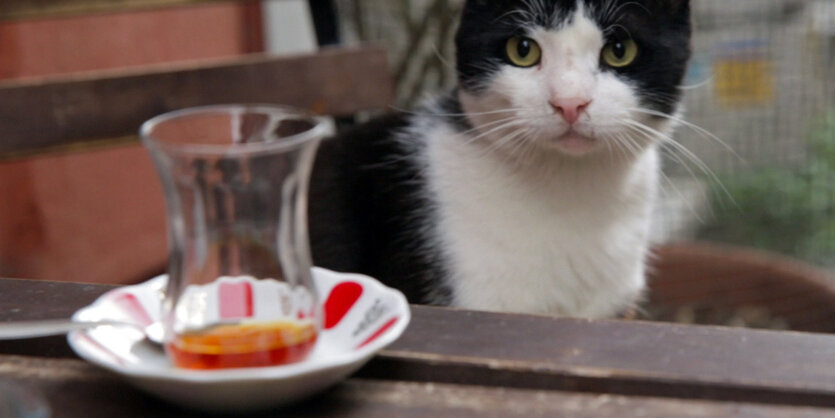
[141, 105, 327, 370]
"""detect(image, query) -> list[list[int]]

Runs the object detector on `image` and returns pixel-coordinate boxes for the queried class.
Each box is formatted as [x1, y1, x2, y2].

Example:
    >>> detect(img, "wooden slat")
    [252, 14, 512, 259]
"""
[361, 306, 835, 408]
[0, 278, 115, 322]
[0, 47, 394, 158]
[4, 278, 835, 407]
[0, 0, 244, 21]
[0, 356, 831, 417]
[0, 278, 116, 358]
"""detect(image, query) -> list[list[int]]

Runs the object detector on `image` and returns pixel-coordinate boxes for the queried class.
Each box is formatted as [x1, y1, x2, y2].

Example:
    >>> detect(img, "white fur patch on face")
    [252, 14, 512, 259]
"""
[460, 5, 671, 159]
[423, 117, 659, 317]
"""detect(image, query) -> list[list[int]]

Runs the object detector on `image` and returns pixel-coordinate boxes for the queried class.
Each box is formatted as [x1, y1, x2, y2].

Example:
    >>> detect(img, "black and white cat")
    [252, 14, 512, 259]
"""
[309, 0, 692, 318]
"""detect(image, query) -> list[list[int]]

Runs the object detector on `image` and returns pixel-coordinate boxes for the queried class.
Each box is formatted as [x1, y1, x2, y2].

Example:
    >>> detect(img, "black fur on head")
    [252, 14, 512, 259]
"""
[455, 0, 692, 115]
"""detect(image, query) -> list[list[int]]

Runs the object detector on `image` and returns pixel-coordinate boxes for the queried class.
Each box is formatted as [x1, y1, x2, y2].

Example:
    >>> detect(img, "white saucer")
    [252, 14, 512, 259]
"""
[68, 268, 410, 412]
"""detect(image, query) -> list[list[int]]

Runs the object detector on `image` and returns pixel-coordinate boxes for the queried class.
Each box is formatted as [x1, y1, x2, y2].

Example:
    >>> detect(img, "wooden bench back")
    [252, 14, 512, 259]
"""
[1, 0, 259, 21]
[0, 48, 393, 159]
[0, 1, 395, 159]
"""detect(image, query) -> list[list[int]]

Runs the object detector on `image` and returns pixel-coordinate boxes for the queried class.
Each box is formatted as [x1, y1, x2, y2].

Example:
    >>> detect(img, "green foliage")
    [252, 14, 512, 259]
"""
[698, 111, 835, 265]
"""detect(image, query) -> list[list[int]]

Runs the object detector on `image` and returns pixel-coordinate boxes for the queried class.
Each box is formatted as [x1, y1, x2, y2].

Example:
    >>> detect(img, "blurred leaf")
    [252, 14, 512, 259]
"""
[698, 110, 835, 265]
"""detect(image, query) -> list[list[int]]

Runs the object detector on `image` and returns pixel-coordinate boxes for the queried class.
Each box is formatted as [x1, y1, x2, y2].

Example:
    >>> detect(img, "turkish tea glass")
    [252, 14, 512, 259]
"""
[141, 105, 326, 370]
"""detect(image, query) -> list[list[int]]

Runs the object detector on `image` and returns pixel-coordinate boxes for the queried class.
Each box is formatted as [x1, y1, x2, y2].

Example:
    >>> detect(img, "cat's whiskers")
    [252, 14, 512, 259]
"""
[618, 132, 642, 159]
[488, 127, 532, 159]
[598, 129, 611, 155]
[629, 130, 711, 223]
[651, 140, 704, 195]
[605, 134, 628, 162]
[678, 77, 715, 91]
[618, 119, 693, 168]
[519, 130, 544, 164]
[460, 118, 530, 151]
[394, 106, 526, 119]
[656, 162, 708, 224]
[465, 124, 533, 165]
[627, 106, 743, 162]
[598, 132, 625, 163]
[622, 120, 736, 205]
[403, 109, 532, 150]
[606, 127, 707, 222]
[600, 131, 624, 157]
[612, 131, 643, 161]
[460, 111, 559, 165]
[467, 59, 504, 73]
[459, 115, 526, 140]
[504, 127, 540, 163]
[602, 125, 704, 222]
[641, 90, 687, 107]
[619, 129, 706, 221]
[460, 109, 553, 144]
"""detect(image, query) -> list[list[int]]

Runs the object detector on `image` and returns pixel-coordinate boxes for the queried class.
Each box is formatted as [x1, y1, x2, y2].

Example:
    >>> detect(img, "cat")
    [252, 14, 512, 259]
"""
[308, 0, 692, 318]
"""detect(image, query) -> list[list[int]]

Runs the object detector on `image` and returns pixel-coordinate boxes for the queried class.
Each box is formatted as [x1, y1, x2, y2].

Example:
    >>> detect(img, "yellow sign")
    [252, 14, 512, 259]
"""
[714, 40, 775, 107]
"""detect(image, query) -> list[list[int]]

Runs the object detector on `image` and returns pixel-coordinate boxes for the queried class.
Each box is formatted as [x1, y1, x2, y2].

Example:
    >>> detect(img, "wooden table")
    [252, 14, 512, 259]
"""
[2, 278, 835, 417]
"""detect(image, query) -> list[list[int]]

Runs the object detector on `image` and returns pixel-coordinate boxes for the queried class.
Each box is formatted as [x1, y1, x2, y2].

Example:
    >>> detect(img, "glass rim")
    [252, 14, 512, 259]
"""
[140, 104, 329, 156]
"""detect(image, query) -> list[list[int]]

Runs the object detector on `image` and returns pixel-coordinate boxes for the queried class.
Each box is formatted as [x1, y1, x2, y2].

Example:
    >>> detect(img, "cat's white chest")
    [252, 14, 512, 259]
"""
[424, 125, 658, 318]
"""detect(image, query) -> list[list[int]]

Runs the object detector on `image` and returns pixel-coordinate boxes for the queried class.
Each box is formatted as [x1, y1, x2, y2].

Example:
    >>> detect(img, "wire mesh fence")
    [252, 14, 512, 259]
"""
[334, 0, 835, 271]
[676, 0, 834, 270]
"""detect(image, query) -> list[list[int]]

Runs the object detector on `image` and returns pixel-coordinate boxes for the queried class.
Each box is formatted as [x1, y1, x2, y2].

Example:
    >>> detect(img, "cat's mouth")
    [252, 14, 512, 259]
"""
[552, 130, 598, 155]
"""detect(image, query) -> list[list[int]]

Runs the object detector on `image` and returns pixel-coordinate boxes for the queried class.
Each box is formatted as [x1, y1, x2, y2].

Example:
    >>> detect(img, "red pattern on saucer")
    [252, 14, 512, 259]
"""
[112, 293, 154, 327]
[324, 282, 364, 329]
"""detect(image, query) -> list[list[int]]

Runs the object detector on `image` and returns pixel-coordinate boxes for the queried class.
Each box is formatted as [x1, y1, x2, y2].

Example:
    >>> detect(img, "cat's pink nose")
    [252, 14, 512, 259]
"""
[550, 98, 591, 125]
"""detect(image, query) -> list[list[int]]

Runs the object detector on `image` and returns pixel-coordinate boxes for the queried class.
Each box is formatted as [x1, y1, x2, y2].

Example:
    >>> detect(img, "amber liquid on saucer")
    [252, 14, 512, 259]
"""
[167, 321, 317, 370]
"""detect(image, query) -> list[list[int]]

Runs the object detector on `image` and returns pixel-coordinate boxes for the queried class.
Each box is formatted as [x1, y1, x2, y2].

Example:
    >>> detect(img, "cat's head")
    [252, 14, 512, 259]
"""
[455, 0, 691, 157]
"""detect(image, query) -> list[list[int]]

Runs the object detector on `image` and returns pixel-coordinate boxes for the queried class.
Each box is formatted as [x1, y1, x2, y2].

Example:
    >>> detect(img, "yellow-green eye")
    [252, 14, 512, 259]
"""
[602, 39, 639, 68]
[506, 36, 542, 68]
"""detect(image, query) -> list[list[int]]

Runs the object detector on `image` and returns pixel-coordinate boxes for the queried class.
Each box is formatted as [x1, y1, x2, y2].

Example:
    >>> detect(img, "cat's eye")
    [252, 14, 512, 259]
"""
[601, 39, 639, 68]
[506, 36, 542, 68]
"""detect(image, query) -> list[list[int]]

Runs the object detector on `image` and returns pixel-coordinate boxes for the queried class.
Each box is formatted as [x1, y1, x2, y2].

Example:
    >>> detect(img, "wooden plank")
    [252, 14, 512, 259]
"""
[0, 278, 116, 358]
[0, 278, 115, 322]
[359, 306, 835, 408]
[0, 0, 247, 21]
[0, 355, 832, 417]
[4, 278, 835, 407]
[0, 47, 394, 158]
